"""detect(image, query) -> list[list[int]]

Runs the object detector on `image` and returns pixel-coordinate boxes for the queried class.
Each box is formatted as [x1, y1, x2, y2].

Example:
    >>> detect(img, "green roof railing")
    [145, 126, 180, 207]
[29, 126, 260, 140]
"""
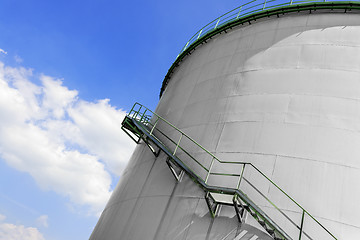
[122, 102, 338, 240]
[160, 0, 360, 97]
[176, 0, 360, 59]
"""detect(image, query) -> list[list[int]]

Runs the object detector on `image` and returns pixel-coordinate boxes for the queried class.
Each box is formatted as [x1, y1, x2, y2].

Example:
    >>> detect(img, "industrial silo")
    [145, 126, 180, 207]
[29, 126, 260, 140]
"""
[90, 1, 360, 239]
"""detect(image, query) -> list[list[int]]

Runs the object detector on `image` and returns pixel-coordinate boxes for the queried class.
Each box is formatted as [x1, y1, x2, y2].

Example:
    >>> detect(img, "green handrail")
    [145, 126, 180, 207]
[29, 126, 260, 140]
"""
[126, 102, 337, 240]
[176, 0, 359, 59]
[161, 1, 360, 97]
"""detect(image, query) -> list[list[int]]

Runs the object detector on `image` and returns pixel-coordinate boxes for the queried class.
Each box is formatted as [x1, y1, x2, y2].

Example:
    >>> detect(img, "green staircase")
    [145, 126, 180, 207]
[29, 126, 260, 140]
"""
[121, 102, 337, 240]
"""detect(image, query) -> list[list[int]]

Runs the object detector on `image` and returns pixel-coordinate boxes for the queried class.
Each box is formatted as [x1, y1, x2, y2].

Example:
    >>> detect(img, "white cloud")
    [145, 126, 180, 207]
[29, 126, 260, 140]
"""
[0, 61, 136, 215]
[0, 223, 45, 240]
[0, 214, 44, 240]
[14, 55, 23, 63]
[41, 75, 78, 119]
[36, 215, 48, 228]
[0, 49, 7, 55]
[67, 99, 135, 175]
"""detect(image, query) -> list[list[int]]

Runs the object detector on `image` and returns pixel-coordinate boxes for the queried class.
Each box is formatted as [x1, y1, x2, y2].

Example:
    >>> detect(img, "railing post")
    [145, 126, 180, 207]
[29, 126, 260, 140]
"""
[263, 0, 267, 10]
[214, 17, 221, 29]
[150, 116, 160, 136]
[236, 6, 242, 19]
[197, 29, 203, 40]
[134, 105, 142, 119]
[183, 41, 190, 51]
[173, 133, 183, 155]
[129, 103, 136, 116]
[290, 0, 293, 5]
[236, 164, 246, 189]
[205, 157, 215, 183]
[299, 210, 305, 240]
[139, 109, 147, 123]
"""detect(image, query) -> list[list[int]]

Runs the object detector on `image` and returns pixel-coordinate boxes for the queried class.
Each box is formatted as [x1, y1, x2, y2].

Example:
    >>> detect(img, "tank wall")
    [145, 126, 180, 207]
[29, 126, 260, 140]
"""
[156, 13, 360, 238]
[90, 142, 243, 240]
[91, 12, 360, 240]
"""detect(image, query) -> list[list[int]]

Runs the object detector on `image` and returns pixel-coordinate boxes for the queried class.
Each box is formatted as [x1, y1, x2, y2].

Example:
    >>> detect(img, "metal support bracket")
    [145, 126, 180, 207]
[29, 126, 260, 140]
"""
[121, 125, 142, 144]
[143, 136, 161, 157]
[233, 195, 246, 223]
[122, 116, 160, 157]
[166, 157, 184, 182]
[205, 192, 219, 218]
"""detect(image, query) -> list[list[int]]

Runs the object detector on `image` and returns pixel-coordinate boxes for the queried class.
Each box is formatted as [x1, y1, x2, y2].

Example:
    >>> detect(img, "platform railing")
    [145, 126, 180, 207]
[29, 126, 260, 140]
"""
[161, 1, 360, 97]
[176, 0, 360, 59]
[126, 102, 337, 240]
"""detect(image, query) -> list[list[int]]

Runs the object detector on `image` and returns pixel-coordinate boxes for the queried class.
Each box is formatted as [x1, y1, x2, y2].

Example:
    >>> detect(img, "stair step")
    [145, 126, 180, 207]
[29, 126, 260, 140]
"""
[209, 192, 234, 205]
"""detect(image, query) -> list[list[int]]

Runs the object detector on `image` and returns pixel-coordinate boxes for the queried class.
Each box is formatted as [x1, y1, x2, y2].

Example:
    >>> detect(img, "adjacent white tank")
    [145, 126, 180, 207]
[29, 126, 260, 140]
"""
[90, 9, 360, 240]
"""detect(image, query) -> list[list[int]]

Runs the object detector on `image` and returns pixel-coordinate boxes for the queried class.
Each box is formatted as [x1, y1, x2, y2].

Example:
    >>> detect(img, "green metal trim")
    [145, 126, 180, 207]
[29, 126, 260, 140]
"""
[210, 172, 241, 177]
[242, 177, 312, 240]
[160, 1, 360, 97]
[149, 125, 210, 172]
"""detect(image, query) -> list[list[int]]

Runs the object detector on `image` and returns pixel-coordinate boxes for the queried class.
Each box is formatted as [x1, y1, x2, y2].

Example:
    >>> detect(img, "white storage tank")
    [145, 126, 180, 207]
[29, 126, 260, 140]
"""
[90, 2, 360, 239]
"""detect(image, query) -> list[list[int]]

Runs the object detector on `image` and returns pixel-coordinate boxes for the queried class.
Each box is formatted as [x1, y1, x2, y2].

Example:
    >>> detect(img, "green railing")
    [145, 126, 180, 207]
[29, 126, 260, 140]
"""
[126, 102, 337, 240]
[176, 0, 359, 59]
[160, 1, 360, 97]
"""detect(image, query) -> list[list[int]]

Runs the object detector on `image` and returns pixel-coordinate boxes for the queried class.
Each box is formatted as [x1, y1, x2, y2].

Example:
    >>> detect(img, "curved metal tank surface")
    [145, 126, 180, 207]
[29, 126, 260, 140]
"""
[90, 12, 360, 240]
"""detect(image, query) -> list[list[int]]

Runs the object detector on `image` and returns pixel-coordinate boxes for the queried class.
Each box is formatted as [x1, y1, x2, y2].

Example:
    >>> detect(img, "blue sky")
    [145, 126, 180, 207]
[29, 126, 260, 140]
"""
[0, 1, 241, 239]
